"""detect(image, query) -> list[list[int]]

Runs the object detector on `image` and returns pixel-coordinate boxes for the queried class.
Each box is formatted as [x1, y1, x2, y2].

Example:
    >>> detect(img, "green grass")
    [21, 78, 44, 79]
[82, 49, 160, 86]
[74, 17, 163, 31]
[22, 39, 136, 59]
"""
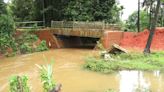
[83, 51, 164, 74]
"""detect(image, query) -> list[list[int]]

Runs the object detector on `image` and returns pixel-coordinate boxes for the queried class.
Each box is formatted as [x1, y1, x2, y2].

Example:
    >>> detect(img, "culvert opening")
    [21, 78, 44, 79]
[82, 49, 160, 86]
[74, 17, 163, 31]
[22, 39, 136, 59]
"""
[54, 34, 100, 49]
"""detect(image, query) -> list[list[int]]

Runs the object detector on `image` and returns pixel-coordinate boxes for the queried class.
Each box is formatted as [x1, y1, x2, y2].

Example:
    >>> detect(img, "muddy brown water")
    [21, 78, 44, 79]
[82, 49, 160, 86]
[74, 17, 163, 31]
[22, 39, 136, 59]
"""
[0, 49, 164, 92]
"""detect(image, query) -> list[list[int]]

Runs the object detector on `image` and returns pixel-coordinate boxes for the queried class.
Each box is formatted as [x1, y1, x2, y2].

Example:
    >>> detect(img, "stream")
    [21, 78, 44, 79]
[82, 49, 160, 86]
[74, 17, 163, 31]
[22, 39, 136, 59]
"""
[0, 49, 163, 92]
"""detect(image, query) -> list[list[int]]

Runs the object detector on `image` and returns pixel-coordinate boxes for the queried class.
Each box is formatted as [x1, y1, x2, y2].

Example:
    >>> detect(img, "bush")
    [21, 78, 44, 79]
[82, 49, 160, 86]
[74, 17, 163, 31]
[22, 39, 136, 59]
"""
[16, 32, 48, 54]
[36, 40, 49, 52]
[20, 43, 33, 54]
[16, 32, 38, 45]
[0, 14, 17, 54]
[36, 64, 56, 92]
[0, 14, 15, 34]
[9, 75, 30, 92]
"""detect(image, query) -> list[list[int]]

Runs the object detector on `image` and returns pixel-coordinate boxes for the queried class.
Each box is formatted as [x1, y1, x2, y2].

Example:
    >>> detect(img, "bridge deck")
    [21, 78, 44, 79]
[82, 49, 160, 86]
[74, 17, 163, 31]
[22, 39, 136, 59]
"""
[16, 21, 121, 38]
[50, 28, 103, 38]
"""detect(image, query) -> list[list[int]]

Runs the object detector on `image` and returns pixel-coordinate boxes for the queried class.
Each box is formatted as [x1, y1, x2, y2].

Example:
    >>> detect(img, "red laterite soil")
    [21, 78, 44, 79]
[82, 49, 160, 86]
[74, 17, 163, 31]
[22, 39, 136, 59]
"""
[120, 28, 164, 51]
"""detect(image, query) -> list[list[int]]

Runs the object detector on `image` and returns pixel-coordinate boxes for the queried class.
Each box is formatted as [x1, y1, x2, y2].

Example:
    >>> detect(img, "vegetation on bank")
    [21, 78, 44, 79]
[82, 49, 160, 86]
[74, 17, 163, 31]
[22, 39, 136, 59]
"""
[9, 63, 56, 92]
[36, 64, 56, 92]
[9, 75, 30, 92]
[105, 87, 151, 92]
[15, 32, 48, 54]
[0, 29, 49, 57]
[84, 51, 164, 74]
[0, 0, 48, 57]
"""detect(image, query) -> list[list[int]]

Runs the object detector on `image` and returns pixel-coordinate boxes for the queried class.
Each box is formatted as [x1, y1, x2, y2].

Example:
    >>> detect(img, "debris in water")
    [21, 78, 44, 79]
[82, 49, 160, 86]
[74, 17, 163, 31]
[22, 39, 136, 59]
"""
[108, 44, 128, 54]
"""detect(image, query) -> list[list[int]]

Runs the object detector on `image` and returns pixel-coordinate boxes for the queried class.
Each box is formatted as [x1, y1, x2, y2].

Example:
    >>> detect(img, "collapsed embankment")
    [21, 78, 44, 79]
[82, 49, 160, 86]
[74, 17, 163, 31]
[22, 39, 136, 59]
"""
[120, 28, 164, 51]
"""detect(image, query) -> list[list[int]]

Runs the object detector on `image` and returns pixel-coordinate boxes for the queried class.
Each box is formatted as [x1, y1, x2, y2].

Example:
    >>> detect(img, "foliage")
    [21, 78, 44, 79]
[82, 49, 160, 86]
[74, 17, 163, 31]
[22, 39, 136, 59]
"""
[104, 87, 151, 92]
[15, 32, 48, 54]
[0, 14, 15, 34]
[10, 0, 35, 21]
[143, 0, 161, 54]
[125, 11, 149, 32]
[0, 0, 7, 14]
[19, 43, 33, 54]
[36, 40, 49, 52]
[36, 64, 56, 92]
[16, 32, 37, 54]
[10, 0, 123, 26]
[0, 14, 17, 54]
[9, 75, 30, 92]
[158, 5, 164, 27]
[63, 0, 123, 23]
[105, 89, 117, 92]
[84, 52, 164, 74]
[135, 87, 151, 92]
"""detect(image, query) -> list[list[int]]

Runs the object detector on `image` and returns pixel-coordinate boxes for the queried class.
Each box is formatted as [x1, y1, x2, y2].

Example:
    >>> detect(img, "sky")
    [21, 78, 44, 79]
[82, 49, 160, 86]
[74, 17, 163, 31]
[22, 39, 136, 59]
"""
[4, 0, 8, 3]
[118, 0, 144, 20]
[4, 0, 143, 20]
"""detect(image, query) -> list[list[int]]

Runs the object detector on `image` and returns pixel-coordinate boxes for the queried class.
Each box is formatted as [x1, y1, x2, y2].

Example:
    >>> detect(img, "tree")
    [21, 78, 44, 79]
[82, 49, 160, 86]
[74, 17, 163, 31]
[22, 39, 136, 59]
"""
[126, 11, 149, 32]
[63, 0, 123, 23]
[64, 0, 94, 21]
[0, 0, 16, 54]
[11, 0, 123, 25]
[143, 0, 161, 54]
[10, 0, 35, 21]
[0, 0, 7, 14]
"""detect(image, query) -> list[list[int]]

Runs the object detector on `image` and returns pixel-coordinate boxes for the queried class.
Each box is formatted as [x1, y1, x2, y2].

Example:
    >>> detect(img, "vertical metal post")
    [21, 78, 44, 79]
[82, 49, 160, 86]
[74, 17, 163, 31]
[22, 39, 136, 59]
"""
[137, 0, 140, 32]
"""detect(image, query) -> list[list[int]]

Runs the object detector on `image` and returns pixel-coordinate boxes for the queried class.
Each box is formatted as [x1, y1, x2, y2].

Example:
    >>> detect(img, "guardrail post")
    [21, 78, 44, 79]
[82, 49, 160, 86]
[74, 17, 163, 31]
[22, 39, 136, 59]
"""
[102, 21, 105, 31]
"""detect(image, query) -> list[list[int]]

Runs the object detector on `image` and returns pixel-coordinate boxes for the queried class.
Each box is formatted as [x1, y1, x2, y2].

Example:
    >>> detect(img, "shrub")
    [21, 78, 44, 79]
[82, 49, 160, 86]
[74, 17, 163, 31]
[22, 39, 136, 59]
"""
[16, 32, 48, 54]
[9, 75, 30, 92]
[20, 43, 33, 54]
[16, 32, 38, 45]
[36, 40, 49, 52]
[0, 14, 15, 34]
[36, 64, 56, 92]
[0, 14, 17, 54]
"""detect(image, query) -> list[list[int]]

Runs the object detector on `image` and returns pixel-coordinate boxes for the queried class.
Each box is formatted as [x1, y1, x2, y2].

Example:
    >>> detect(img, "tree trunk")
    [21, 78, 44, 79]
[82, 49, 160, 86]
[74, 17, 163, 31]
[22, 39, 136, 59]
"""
[143, 0, 161, 54]
[137, 0, 140, 32]
[149, 1, 153, 30]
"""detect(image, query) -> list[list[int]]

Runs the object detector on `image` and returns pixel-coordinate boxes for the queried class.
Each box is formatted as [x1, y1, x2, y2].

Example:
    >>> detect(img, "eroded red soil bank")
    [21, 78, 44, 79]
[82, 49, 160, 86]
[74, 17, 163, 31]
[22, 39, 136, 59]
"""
[120, 28, 164, 51]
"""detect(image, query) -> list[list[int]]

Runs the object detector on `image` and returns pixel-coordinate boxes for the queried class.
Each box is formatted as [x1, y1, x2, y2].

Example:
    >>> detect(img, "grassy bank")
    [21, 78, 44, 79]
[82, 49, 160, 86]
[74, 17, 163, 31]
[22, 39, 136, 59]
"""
[83, 52, 164, 73]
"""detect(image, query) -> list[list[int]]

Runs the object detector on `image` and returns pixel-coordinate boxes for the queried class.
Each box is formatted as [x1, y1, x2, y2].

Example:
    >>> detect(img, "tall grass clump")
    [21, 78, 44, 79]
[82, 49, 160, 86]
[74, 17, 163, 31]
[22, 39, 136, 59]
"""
[36, 64, 56, 92]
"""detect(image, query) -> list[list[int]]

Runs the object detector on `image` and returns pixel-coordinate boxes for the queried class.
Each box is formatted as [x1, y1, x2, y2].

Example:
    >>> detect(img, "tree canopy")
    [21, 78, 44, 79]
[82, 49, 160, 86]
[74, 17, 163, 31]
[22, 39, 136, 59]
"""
[0, 0, 7, 14]
[10, 0, 35, 21]
[126, 11, 149, 31]
[9, 0, 123, 26]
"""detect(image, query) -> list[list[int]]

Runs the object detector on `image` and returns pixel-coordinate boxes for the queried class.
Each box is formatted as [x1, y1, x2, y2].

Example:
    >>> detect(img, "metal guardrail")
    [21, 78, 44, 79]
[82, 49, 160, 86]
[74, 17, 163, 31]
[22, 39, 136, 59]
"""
[51, 21, 121, 31]
[16, 21, 45, 29]
[16, 21, 121, 31]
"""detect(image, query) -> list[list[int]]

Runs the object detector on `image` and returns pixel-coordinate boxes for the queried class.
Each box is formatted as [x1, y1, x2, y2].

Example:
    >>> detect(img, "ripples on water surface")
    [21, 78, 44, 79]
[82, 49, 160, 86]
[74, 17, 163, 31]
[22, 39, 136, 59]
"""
[0, 49, 163, 92]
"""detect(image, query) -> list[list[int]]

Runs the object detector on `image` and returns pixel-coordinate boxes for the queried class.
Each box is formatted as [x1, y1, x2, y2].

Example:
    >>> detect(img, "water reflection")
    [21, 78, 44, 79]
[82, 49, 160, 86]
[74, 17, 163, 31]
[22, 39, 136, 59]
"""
[119, 71, 150, 92]
[119, 70, 164, 92]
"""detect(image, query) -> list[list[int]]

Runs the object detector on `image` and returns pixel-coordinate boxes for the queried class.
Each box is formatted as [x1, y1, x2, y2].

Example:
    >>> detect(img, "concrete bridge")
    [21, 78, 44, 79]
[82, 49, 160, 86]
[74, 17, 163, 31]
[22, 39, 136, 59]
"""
[50, 21, 121, 38]
[17, 21, 124, 49]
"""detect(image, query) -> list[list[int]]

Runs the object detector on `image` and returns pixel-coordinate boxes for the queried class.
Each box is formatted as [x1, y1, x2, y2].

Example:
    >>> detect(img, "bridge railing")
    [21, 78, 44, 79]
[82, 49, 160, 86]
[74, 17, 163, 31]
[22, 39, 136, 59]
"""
[16, 21, 45, 29]
[51, 21, 121, 31]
